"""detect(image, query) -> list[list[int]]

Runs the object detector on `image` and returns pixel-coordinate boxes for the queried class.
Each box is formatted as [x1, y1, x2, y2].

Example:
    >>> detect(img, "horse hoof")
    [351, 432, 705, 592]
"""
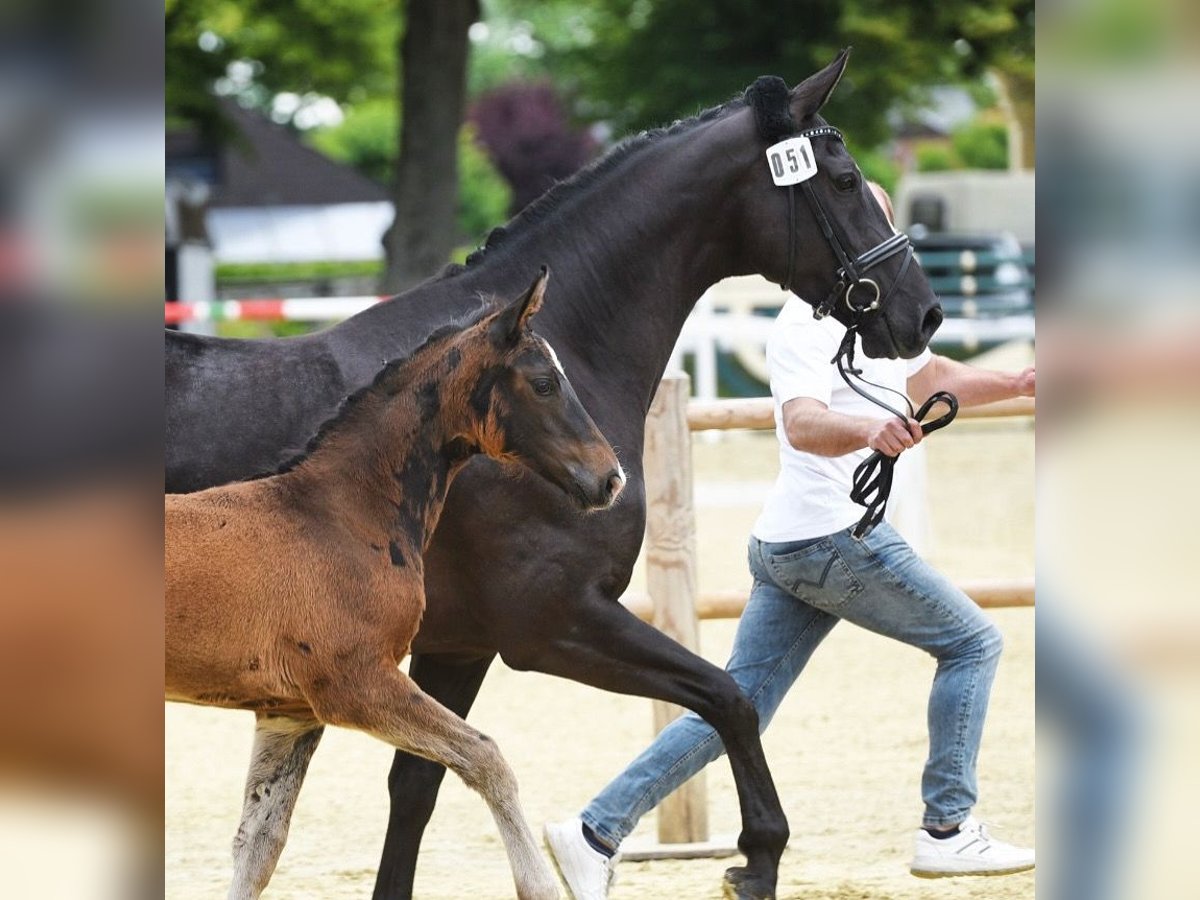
[722, 866, 775, 900]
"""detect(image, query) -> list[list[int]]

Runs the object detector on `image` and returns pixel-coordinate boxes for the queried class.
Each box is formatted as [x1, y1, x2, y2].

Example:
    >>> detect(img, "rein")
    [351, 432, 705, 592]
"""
[831, 327, 958, 538]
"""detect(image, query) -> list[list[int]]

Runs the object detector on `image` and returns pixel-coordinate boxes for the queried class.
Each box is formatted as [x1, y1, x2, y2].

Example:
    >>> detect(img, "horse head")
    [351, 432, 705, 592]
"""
[729, 49, 943, 358]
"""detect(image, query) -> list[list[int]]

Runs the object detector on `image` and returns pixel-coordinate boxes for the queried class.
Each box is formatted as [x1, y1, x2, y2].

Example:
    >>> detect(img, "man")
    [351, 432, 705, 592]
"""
[544, 183, 1035, 899]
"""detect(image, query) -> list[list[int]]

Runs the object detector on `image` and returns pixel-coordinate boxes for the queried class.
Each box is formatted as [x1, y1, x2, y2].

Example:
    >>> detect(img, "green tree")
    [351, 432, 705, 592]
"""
[165, 0, 397, 132]
[952, 121, 1009, 170]
[457, 126, 514, 242]
[493, 0, 1031, 156]
[916, 144, 958, 172]
[913, 120, 1009, 172]
[166, 0, 483, 291]
[309, 111, 511, 245]
[308, 98, 397, 185]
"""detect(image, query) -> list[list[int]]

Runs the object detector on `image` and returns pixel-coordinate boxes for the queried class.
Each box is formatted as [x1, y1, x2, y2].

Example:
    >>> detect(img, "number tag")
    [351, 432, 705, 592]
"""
[765, 136, 817, 186]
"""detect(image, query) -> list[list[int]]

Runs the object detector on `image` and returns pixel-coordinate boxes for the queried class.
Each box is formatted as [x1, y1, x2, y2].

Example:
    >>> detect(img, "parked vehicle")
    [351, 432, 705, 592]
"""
[893, 170, 1034, 246]
[911, 229, 1033, 318]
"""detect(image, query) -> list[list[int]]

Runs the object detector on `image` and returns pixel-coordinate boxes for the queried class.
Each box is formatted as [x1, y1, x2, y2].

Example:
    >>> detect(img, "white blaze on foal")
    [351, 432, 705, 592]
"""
[540, 337, 566, 376]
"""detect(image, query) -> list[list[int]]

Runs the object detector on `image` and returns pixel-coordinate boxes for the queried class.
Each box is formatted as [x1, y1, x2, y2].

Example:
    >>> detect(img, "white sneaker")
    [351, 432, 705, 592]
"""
[543, 818, 618, 900]
[910, 815, 1035, 877]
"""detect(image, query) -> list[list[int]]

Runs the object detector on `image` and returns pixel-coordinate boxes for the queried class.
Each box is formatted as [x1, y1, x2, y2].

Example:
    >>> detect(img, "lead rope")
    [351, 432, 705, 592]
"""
[832, 328, 959, 539]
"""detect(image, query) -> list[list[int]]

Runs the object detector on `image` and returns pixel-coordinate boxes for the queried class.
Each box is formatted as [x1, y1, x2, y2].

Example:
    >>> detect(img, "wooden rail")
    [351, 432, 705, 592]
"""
[621, 578, 1034, 623]
[686, 395, 1034, 431]
[626, 373, 1034, 858]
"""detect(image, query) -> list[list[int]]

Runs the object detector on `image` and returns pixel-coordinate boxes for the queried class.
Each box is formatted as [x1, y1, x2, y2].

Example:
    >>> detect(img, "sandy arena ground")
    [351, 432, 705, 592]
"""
[166, 352, 1034, 900]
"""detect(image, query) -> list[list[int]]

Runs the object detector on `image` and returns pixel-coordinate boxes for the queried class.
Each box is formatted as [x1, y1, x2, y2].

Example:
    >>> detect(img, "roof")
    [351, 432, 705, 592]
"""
[167, 101, 389, 209]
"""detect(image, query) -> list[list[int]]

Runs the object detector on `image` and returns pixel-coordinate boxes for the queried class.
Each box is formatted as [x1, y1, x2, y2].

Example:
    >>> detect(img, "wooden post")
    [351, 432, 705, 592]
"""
[643, 372, 708, 845]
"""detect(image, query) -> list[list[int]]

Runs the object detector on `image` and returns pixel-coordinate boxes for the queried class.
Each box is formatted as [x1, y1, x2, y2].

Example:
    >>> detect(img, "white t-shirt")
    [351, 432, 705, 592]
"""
[751, 297, 932, 542]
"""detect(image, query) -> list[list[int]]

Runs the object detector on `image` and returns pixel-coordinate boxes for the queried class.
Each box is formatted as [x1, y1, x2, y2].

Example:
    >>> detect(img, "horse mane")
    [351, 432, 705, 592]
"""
[440, 88, 758, 278]
[264, 299, 495, 478]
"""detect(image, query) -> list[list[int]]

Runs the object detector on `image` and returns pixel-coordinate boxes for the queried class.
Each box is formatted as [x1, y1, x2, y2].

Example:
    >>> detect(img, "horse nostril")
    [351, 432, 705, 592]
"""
[922, 305, 944, 340]
[603, 469, 624, 502]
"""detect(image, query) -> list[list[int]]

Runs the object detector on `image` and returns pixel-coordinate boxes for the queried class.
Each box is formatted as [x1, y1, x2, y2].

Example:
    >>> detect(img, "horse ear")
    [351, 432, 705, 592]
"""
[492, 265, 549, 345]
[790, 48, 851, 121]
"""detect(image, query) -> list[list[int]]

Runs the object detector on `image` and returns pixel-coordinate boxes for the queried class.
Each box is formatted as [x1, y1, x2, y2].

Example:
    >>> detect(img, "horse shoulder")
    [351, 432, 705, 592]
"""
[334, 552, 427, 659]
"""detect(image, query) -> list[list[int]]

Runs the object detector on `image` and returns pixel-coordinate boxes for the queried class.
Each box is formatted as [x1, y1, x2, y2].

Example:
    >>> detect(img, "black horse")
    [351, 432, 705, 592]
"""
[166, 52, 942, 900]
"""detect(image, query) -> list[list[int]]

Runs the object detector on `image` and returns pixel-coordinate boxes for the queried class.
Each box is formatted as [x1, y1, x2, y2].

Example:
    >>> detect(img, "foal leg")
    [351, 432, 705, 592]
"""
[313, 667, 558, 900]
[228, 715, 324, 900]
[373, 653, 495, 900]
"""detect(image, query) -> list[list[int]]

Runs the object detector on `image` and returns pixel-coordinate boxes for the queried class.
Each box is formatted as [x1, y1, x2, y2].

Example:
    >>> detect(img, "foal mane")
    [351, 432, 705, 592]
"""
[264, 300, 495, 479]
[441, 90, 754, 277]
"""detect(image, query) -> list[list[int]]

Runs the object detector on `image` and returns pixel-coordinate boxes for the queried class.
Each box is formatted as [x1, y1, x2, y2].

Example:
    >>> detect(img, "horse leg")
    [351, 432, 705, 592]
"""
[373, 653, 495, 900]
[311, 666, 558, 900]
[503, 595, 787, 900]
[228, 715, 324, 900]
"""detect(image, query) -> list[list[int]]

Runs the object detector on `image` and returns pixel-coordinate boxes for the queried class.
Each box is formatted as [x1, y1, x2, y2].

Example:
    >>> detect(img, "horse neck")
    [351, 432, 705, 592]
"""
[491, 132, 748, 407]
[342, 117, 752, 416]
[284, 336, 484, 553]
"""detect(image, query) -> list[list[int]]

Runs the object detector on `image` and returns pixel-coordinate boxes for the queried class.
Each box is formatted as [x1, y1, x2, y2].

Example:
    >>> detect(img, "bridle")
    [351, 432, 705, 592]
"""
[777, 125, 915, 324]
[832, 327, 958, 538]
[771, 121, 956, 539]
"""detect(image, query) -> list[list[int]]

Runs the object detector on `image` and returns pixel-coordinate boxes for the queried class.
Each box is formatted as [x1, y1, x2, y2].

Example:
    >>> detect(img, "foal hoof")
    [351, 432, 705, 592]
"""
[722, 866, 776, 900]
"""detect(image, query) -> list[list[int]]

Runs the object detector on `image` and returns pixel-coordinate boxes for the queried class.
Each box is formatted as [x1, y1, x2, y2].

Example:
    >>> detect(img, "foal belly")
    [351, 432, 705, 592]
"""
[165, 686, 312, 717]
[164, 633, 311, 714]
[165, 548, 424, 712]
[166, 506, 323, 714]
[166, 489, 430, 713]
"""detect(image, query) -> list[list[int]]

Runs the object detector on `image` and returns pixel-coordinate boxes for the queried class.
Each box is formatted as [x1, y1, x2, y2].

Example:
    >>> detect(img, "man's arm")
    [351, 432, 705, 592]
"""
[907, 355, 1035, 408]
[782, 397, 924, 458]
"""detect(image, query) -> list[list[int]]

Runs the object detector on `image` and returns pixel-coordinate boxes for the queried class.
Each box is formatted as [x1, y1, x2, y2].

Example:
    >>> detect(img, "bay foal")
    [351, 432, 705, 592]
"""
[166, 269, 622, 899]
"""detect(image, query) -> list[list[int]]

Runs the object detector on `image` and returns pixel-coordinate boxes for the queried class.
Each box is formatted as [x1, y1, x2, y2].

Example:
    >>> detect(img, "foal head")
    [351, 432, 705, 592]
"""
[460, 267, 625, 510]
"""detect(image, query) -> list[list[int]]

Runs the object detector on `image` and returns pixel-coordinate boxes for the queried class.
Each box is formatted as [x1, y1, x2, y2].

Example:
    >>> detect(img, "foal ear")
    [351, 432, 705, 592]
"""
[492, 265, 549, 345]
[790, 48, 851, 121]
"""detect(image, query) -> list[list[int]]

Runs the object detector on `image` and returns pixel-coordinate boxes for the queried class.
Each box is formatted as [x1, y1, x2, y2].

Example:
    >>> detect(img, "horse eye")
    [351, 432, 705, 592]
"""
[532, 377, 555, 396]
[835, 173, 858, 192]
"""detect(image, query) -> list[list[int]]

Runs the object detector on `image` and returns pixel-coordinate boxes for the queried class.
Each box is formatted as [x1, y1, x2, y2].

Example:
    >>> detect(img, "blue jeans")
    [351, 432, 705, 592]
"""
[581, 522, 1004, 851]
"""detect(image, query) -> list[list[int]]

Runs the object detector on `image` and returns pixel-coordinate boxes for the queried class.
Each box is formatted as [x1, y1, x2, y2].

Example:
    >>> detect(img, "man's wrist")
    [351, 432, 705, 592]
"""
[854, 416, 877, 451]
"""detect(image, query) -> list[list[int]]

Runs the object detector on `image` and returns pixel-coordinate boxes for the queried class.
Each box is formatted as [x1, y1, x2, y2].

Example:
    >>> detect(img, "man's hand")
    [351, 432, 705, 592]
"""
[1015, 366, 1035, 397]
[866, 417, 923, 457]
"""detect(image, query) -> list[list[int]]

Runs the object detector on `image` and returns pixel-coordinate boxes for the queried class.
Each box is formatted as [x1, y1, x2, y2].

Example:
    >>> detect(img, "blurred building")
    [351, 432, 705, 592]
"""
[165, 102, 393, 301]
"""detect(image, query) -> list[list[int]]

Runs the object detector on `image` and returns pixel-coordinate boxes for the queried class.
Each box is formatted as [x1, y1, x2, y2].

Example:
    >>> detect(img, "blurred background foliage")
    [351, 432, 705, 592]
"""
[481, 0, 1030, 147]
[165, 0, 1032, 276]
[917, 120, 1011, 172]
[307, 101, 512, 245]
[165, 0, 399, 135]
[467, 81, 598, 215]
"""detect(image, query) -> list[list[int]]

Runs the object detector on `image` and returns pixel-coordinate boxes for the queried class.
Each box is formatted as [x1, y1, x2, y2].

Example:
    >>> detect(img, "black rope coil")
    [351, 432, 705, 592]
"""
[831, 329, 958, 539]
